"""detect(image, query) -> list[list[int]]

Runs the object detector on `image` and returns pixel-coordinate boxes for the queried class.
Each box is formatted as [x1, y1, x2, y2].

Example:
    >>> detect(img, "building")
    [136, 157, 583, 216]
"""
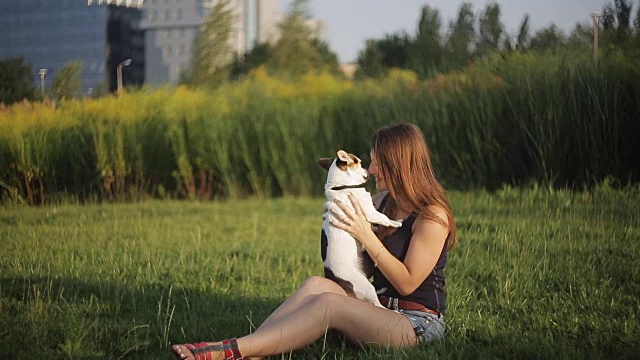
[339, 63, 359, 80]
[0, 0, 144, 95]
[306, 18, 327, 41]
[140, 0, 279, 85]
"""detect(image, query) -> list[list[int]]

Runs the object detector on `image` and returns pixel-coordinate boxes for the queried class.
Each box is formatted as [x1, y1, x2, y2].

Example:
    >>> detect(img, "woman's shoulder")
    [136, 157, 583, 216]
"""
[416, 204, 449, 227]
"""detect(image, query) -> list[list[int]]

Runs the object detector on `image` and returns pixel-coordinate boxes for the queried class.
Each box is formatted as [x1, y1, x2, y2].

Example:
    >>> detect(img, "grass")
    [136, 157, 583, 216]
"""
[1, 185, 639, 359]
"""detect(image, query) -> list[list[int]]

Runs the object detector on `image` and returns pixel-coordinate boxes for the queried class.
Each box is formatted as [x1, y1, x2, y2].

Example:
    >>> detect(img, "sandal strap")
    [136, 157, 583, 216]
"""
[223, 338, 248, 360]
[187, 342, 218, 360]
[186, 339, 247, 360]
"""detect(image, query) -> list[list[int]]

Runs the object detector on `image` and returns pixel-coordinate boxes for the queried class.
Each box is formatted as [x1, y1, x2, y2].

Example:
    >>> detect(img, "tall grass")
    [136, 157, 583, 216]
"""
[1, 53, 638, 204]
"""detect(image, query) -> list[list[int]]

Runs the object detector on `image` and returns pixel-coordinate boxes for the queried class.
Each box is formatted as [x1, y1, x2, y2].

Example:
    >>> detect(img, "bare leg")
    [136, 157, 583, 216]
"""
[171, 285, 417, 359]
[254, 276, 346, 332]
[244, 276, 348, 360]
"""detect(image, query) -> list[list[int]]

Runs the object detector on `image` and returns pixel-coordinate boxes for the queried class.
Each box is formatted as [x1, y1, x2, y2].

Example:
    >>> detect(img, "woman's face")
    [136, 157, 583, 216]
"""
[368, 151, 386, 190]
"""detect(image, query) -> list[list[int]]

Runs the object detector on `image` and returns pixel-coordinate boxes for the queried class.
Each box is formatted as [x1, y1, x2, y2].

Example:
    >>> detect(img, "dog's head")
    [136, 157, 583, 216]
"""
[318, 150, 369, 188]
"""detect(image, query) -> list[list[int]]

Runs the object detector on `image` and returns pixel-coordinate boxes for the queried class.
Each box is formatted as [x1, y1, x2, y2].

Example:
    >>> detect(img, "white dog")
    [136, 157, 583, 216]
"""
[319, 150, 402, 307]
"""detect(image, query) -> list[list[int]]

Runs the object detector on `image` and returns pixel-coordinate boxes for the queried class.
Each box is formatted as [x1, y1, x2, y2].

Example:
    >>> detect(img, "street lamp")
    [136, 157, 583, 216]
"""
[117, 58, 132, 96]
[38, 68, 47, 97]
[591, 11, 602, 63]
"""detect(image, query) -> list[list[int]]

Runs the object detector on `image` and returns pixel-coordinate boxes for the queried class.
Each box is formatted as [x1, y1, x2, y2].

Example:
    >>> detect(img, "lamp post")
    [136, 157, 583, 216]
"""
[38, 68, 47, 97]
[591, 11, 602, 63]
[117, 58, 132, 96]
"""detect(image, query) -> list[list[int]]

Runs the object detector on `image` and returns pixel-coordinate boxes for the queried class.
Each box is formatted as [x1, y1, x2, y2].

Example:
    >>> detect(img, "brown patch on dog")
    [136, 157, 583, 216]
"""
[324, 268, 356, 298]
[347, 154, 362, 169]
[318, 158, 334, 171]
[319, 151, 363, 172]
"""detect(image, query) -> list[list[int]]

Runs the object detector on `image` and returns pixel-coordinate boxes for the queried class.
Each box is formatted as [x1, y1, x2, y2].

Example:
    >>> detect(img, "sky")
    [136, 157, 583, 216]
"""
[277, 0, 610, 63]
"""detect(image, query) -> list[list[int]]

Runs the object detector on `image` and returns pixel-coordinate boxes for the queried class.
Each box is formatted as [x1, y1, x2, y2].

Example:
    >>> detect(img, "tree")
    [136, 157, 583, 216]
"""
[633, 1, 640, 56]
[567, 23, 593, 51]
[601, 0, 635, 47]
[314, 38, 340, 75]
[476, 3, 504, 58]
[635, 1, 640, 29]
[267, 0, 338, 77]
[409, 5, 444, 78]
[189, 0, 235, 87]
[614, 0, 633, 32]
[516, 14, 531, 50]
[602, 2, 617, 30]
[529, 25, 566, 52]
[445, 2, 476, 70]
[0, 57, 37, 105]
[230, 42, 272, 79]
[378, 32, 412, 69]
[49, 60, 83, 100]
[355, 39, 387, 78]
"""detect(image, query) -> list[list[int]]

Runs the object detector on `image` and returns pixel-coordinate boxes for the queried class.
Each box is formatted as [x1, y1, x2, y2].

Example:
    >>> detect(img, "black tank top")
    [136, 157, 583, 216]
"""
[371, 194, 448, 314]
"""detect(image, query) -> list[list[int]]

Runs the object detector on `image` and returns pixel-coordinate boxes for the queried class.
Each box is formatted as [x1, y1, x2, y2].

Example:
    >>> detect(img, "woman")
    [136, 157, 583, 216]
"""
[170, 122, 456, 360]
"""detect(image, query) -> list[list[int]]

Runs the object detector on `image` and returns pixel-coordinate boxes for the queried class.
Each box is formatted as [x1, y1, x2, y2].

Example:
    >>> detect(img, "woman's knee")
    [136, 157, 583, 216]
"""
[307, 292, 345, 313]
[300, 276, 343, 295]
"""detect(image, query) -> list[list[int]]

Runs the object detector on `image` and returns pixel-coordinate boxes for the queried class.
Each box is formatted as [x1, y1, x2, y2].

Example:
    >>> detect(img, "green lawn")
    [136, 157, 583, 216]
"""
[1, 185, 639, 359]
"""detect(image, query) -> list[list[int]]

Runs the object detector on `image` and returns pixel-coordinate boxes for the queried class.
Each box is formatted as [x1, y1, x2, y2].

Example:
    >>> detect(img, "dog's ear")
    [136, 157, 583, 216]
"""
[336, 150, 353, 165]
[318, 158, 334, 171]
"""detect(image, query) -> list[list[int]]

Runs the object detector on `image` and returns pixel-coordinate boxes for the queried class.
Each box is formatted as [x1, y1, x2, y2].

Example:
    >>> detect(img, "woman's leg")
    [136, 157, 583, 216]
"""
[236, 292, 417, 356]
[172, 276, 342, 360]
[172, 290, 417, 359]
[254, 276, 346, 333]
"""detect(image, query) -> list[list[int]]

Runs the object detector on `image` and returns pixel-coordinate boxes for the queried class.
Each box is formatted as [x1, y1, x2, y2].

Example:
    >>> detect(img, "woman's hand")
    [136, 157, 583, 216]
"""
[329, 193, 376, 245]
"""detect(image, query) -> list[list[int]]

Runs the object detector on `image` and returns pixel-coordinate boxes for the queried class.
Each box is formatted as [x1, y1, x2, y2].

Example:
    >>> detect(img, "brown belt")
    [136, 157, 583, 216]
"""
[378, 295, 440, 316]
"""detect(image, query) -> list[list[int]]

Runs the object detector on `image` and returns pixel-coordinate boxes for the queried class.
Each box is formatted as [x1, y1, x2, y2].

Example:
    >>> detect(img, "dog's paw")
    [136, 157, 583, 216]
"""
[385, 219, 402, 228]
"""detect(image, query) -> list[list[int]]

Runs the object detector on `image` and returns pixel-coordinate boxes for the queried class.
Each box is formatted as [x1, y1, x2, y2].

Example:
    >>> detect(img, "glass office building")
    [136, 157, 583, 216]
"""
[0, 0, 143, 94]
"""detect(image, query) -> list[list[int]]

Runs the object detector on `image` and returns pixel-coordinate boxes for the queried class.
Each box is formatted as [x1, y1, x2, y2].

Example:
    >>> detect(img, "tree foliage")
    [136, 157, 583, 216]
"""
[355, 32, 412, 78]
[477, 3, 504, 58]
[0, 57, 36, 105]
[50, 61, 83, 100]
[602, 0, 640, 49]
[352, 1, 640, 80]
[409, 5, 444, 77]
[567, 23, 593, 51]
[267, 0, 338, 77]
[445, 3, 476, 70]
[189, 0, 235, 87]
[230, 42, 273, 79]
[516, 14, 531, 50]
[529, 25, 566, 52]
[355, 39, 387, 78]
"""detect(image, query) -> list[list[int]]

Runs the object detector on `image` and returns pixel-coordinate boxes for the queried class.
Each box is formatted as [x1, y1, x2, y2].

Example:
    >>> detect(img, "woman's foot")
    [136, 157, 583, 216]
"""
[169, 338, 247, 360]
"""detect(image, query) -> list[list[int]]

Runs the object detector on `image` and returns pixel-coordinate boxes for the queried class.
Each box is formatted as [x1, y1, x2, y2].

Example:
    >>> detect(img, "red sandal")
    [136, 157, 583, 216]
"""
[169, 338, 249, 360]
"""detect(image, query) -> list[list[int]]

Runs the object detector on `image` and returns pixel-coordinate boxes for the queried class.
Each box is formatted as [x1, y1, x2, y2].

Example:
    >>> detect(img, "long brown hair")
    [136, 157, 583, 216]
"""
[372, 123, 457, 248]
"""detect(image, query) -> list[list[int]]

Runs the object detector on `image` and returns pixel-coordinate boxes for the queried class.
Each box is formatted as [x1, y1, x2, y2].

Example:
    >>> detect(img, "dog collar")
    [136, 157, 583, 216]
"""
[330, 182, 368, 191]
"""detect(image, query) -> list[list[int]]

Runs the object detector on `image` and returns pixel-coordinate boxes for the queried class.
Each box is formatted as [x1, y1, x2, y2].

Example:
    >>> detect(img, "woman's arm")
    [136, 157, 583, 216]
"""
[332, 194, 449, 296]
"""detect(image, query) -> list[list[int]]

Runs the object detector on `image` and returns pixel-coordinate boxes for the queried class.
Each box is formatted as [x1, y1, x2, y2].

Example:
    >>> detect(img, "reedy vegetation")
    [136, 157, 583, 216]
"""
[1, 52, 638, 204]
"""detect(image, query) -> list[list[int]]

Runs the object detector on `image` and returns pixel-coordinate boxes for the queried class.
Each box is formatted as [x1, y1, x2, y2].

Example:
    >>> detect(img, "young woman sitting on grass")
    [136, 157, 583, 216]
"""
[170, 122, 457, 360]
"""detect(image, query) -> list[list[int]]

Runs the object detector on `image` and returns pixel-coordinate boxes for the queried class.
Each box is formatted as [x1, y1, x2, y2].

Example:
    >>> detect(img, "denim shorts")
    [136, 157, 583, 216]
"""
[399, 309, 445, 343]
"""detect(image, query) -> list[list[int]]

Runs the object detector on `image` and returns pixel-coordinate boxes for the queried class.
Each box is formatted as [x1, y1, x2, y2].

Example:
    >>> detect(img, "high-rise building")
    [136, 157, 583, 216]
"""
[0, 0, 145, 95]
[140, 0, 279, 85]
